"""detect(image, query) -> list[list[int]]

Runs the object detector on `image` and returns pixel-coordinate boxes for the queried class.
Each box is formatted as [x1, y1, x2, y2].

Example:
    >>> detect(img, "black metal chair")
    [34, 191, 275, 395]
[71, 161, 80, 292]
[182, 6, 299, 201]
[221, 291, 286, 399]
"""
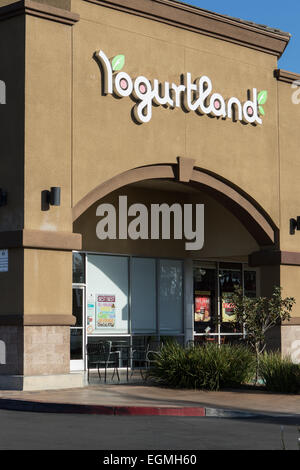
[145, 342, 161, 371]
[130, 347, 148, 379]
[86, 341, 120, 383]
[131, 342, 162, 380]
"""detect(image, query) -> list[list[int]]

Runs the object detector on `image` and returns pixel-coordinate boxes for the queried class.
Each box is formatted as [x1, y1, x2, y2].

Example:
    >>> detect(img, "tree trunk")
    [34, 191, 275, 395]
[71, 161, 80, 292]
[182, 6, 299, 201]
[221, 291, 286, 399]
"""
[255, 343, 260, 384]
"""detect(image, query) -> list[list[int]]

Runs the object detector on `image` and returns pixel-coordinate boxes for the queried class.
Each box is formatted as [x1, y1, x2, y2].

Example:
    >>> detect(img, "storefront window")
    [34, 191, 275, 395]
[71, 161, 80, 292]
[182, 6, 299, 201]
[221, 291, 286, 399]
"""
[244, 270, 257, 297]
[193, 262, 217, 334]
[222, 335, 246, 346]
[70, 329, 83, 360]
[159, 259, 183, 335]
[87, 335, 130, 367]
[131, 258, 157, 334]
[71, 252, 257, 370]
[72, 288, 83, 327]
[86, 255, 129, 335]
[219, 263, 242, 333]
[70, 287, 84, 367]
[193, 261, 258, 343]
[73, 252, 85, 284]
[132, 336, 158, 349]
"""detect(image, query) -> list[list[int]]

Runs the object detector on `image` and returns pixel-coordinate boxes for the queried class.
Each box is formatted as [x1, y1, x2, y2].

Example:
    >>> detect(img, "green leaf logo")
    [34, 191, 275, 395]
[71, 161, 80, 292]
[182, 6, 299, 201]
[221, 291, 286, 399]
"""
[112, 54, 125, 72]
[258, 90, 268, 105]
[258, 90, 268, 116]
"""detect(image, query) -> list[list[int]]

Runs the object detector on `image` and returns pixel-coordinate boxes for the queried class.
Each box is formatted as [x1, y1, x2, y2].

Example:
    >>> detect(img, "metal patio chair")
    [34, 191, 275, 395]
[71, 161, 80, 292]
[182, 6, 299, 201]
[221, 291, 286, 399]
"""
[130, 347, 149, 380]
[86, 341, 120, 383]
[131, 341, 163, 380]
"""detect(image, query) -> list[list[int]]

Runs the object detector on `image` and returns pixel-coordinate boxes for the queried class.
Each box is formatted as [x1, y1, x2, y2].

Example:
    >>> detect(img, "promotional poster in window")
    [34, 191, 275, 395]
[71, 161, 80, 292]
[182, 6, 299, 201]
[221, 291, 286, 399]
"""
[96, 295, 116, 328]
[194, 293, 211, 322]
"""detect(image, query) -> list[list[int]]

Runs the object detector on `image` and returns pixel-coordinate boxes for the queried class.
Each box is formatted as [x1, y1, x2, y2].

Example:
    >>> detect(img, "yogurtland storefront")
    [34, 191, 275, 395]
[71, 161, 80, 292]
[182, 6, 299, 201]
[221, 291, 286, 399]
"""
[1, 0, 300, 390]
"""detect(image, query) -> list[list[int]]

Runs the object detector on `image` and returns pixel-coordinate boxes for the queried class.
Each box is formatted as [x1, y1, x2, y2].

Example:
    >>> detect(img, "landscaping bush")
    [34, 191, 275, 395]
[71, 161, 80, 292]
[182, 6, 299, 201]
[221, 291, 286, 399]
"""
[259, 352, 300, 394]
[147, 342, 255, 391]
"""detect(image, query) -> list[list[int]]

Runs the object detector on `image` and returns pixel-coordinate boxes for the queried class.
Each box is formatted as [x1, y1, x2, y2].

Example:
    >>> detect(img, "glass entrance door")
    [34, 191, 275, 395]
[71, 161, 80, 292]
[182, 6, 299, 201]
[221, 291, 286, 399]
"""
[70, 287, 85, 371]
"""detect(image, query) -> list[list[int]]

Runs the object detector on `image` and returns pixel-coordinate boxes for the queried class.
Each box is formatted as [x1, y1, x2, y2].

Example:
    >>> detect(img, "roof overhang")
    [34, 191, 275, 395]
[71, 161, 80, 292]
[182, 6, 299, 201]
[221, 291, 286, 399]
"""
[85, 0, 290, 57]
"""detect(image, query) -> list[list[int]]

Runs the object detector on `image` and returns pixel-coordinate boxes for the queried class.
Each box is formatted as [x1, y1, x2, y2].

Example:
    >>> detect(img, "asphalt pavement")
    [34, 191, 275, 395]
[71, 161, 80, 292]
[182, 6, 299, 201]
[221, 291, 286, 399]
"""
[0, 409, 299, 450]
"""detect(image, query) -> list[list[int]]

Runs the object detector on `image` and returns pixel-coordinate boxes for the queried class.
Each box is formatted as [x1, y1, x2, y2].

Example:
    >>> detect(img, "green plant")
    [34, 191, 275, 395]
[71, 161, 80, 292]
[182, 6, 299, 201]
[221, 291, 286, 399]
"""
[228, 286, 295, 383]
[259, 352, 300, 394]
[147, 342, 255, 391]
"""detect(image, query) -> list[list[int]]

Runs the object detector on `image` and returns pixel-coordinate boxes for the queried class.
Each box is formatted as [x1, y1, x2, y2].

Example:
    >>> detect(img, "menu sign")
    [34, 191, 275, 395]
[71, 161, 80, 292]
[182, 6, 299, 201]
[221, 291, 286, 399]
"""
[96, 295, 116, 328]
[195, 293, 211, 322]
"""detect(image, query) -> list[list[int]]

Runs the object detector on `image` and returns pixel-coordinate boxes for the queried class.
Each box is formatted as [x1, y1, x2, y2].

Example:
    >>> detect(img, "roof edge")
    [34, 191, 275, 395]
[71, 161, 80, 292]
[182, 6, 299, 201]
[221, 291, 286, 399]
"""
[275, 69, 300, 84]
[0, 0, 80, 25]
[84, 0, 290, 58]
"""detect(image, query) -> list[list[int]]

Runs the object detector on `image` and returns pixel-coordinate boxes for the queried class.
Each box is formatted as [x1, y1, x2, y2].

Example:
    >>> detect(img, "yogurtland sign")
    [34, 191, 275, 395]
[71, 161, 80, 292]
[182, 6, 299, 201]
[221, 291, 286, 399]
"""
[95, 50, 268, 125]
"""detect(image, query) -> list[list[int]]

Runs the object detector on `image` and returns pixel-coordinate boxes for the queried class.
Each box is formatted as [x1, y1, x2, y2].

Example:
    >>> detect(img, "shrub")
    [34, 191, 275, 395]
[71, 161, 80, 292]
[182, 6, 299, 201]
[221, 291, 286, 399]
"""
[229, 286, 295, 383]
[259, 352, 300, 394]
[147, 342, 255, 391]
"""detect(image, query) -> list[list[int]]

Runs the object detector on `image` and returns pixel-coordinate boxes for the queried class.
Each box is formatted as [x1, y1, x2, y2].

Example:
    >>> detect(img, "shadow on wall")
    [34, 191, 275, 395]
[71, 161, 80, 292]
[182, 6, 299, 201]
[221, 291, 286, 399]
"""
[0, 340, 6, 365]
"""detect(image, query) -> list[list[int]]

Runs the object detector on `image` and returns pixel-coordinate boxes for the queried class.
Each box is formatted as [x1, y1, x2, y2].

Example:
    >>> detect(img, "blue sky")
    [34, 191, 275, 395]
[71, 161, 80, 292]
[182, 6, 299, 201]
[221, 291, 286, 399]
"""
[182, 0, 300, 73]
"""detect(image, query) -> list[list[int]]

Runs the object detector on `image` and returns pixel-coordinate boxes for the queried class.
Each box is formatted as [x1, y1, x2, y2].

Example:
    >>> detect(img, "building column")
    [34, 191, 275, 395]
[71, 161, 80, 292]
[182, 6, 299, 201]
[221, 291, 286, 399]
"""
[184, 259, 194, 346]
[250, 250, 300, 363]
[280, 264, 300, 363]
[0, 1, 82, 390]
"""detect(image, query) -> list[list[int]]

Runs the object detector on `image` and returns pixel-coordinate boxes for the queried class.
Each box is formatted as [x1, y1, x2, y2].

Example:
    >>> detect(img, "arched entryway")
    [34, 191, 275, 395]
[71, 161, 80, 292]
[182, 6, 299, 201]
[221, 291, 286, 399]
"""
[73, 159, 277, 247]
[70, 159, 277, 371]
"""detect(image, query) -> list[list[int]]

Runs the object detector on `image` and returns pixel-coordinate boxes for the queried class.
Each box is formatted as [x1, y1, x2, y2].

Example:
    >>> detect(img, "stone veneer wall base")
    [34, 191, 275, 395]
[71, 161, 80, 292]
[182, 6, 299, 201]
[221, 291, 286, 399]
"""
[0, 372, 84, 391]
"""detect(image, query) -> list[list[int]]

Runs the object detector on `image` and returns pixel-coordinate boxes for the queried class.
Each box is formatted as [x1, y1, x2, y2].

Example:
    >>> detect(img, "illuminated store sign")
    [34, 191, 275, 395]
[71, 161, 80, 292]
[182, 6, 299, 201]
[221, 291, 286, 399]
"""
[96, 50, 268, 125]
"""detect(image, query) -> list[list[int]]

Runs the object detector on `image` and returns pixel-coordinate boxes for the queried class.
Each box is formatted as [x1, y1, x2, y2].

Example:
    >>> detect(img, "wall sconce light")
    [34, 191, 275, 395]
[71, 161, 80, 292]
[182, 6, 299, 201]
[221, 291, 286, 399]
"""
[0, 188, 7, 207]
[290, 217, 300, 235]
[41, 187, 61, 211]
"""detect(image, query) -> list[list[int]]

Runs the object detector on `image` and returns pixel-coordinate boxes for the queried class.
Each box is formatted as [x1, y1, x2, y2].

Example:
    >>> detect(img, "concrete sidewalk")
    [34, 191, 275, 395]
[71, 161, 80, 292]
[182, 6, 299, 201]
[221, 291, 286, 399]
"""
[0, 374, 299, 417]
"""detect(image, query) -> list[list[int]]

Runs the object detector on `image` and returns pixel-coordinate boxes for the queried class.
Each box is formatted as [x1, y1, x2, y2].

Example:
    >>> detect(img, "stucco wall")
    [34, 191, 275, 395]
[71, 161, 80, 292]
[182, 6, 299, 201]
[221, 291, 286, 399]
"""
[278, 80, 300, 252]
[70, 0, 279, 229]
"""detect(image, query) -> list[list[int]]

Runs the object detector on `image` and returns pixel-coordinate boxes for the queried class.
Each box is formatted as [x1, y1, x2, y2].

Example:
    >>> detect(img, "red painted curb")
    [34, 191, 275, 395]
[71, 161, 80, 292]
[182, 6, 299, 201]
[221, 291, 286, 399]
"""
[114, 406, 206, 416]
[0, 398, 206, 416]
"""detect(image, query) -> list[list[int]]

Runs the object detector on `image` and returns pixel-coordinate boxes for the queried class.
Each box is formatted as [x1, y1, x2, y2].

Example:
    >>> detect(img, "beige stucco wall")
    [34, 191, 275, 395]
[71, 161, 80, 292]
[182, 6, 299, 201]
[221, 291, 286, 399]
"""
[280, 265, 300, 319]
[3, 0, 296, 322]
[1, 0, 300, 382]
[70, 0, 279, 230]
[278, 80, 300, 252]
[24, 14, 73, 233]
[23, 249, 72, 316]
